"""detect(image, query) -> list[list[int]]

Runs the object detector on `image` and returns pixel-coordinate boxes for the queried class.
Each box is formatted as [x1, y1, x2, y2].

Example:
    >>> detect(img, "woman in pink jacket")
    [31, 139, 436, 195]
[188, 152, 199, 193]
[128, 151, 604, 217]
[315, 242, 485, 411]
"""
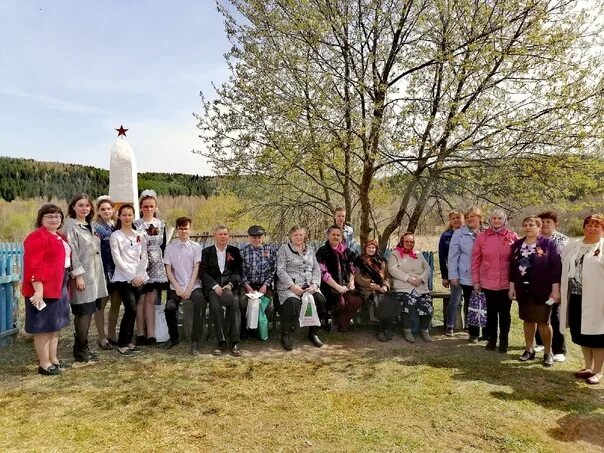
[472, 209, 518, 353]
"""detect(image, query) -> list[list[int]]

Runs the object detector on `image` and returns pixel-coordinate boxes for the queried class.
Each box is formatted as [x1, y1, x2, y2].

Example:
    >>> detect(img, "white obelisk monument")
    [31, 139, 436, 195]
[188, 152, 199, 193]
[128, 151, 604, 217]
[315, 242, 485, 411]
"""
[109, 125, 139, 218]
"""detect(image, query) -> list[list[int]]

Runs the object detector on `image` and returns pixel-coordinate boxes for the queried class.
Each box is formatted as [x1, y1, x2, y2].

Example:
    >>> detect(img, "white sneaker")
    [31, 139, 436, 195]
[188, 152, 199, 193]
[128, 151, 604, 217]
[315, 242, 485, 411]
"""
[533, 345, 545, 353]
[553, 354, 566, 362]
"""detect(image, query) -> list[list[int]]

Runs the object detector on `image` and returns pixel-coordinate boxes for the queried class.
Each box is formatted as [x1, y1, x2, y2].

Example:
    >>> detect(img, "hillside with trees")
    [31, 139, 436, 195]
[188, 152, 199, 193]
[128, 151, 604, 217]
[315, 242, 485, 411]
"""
[0, 156, 216, 201]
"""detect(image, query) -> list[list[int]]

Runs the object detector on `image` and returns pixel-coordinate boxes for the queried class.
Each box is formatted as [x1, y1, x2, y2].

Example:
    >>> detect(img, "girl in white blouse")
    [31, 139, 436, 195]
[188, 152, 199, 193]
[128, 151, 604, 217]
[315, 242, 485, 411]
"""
[110, 204, 149, 356]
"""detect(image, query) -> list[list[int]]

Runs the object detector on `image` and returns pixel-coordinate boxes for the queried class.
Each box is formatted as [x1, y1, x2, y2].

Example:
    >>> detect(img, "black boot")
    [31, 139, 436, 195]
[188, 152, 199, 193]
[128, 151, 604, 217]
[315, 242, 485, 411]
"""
[308, 327, 323, 348]
[281, 333, 293, 351]
[83, 340, 98, 361]
[73, 334, 89, 363]
[280, 313, 294, 351]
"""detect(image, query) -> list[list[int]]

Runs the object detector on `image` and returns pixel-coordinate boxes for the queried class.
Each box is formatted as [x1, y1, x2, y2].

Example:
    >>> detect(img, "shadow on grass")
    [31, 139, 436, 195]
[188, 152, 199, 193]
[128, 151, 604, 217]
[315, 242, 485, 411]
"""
[1, 325, 603, 449]
[547, 412, 604, 448]
[379, 336, 604, 449]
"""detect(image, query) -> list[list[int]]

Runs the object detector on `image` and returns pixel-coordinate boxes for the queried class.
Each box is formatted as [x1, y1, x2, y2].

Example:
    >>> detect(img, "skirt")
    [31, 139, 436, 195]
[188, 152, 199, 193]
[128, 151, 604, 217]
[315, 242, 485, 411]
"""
[568, 293, 604, 348]
[398, 291, 433, 317]
[141, 281, 166, 294]
[25, 269, 71, 334]
[71, 299, 103, 316]
[518, 297, 552, 324]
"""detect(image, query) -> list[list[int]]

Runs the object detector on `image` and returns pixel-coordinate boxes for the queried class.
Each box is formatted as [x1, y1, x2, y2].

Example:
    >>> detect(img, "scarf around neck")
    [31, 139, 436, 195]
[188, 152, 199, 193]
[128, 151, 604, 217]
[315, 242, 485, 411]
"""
[395, 244, 418, 259]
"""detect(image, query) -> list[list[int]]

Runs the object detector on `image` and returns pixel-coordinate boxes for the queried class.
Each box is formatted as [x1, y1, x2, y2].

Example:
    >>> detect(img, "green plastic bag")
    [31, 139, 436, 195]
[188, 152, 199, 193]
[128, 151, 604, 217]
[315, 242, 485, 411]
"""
[257, 295, 270, 340]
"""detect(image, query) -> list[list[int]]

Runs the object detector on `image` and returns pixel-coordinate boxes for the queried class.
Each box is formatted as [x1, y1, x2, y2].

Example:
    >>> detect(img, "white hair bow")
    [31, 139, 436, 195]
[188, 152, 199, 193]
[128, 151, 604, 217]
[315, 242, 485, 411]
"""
[139, 189, 157, 200]
[96, 195, 112, 203]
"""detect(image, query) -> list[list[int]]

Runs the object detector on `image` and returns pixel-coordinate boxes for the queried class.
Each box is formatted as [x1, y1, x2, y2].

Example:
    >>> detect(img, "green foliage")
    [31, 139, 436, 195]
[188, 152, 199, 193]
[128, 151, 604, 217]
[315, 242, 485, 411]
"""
[0, 157, 216, 201]
[197, 0, 604, 249]
[0, 198, 46, 241]
[565, 217, 585, 237]
[192, 192, 258, 234]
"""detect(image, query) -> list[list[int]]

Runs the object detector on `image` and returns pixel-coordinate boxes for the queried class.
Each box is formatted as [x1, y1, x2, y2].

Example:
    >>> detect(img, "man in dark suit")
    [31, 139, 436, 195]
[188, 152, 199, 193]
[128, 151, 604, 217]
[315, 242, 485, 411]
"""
[201, 225, 243, 356]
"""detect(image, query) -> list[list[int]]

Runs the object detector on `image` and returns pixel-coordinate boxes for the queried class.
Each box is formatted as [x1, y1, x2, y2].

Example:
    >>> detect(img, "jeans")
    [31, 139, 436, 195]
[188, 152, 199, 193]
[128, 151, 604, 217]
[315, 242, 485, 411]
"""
[483, 288, 512, 347]
[446, 283, 463, 329]
[114, 281, 142, 348]
[164, 288, 205, 343]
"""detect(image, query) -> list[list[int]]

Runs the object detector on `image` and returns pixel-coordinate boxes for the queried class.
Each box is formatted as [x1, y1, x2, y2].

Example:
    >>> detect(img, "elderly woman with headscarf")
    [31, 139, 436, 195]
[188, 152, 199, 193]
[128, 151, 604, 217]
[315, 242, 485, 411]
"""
[388, 232, 433, 343]
[559, 214, 604, 385]
[354, 239, 392, 341]
[471, 209, 518, 353]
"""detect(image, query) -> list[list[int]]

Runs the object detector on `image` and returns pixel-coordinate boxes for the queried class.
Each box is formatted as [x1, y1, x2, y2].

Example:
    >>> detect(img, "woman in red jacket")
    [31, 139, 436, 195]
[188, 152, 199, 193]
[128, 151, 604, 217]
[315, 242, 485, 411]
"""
[23, 204, 72, 375]
[471, 209, 518, 353]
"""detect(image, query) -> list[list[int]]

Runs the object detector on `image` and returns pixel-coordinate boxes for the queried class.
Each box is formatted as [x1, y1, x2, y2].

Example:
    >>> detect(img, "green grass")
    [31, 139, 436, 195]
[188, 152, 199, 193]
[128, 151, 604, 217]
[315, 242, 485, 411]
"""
[1, 302, 603, 452]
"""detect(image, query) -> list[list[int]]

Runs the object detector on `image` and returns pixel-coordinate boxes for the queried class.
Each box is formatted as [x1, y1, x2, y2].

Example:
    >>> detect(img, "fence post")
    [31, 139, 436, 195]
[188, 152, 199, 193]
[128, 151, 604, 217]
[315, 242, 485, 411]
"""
[0, 242, 22, 347]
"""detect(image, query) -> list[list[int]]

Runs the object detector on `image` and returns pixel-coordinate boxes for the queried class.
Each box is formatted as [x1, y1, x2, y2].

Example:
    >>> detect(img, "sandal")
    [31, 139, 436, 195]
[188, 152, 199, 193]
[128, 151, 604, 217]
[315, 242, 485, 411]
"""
[587, 373, 602, 385]
[97, 339, 113, 350]
[574, 369, 594, 379]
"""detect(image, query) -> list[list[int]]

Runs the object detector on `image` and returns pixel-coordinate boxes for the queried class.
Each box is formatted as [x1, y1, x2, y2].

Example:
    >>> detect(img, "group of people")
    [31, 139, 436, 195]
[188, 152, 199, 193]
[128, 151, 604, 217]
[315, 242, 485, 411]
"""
[440, 208, 604, 384]
[22, 197, 604, 385]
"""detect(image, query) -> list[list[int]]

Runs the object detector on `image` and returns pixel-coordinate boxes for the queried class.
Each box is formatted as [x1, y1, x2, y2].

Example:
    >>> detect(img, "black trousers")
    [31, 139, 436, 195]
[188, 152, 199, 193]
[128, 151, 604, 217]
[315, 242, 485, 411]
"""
[165, 288, 205, 343]
[483, 288, 512, 347]
[207, 288, 240, 345]
[114, 281, 142, 348]
[461, 284, 482, 337]
[535, 302, 566, 354]
[280, 293, 327, 335]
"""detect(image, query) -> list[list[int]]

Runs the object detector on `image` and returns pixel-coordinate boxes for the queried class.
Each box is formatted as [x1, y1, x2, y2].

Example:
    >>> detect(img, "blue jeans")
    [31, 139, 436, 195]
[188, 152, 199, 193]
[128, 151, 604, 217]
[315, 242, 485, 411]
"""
[446, 283, 463, 329]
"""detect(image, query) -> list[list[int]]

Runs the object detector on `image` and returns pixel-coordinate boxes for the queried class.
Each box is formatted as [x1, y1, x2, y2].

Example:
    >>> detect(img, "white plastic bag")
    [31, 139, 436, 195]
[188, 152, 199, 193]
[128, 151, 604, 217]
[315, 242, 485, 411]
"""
[246, 297, 260, 329]
[299, 292, 321, 327]
[154, 304, 170, 342]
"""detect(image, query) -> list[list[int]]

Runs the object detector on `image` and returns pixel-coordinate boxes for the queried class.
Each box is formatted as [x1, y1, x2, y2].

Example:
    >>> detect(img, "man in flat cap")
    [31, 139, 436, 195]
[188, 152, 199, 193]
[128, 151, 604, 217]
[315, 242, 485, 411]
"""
[239, 225, 278, 338]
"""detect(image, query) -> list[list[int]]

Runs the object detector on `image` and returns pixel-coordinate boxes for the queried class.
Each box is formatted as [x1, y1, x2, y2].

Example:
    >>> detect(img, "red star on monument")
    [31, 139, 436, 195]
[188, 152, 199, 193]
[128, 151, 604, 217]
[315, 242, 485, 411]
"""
[116, 125, 128, 137]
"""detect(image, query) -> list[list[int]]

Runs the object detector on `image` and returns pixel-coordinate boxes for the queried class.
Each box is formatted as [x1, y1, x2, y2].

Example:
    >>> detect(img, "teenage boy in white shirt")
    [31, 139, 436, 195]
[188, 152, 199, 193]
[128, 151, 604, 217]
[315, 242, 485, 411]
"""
[163, 217, 204, 355]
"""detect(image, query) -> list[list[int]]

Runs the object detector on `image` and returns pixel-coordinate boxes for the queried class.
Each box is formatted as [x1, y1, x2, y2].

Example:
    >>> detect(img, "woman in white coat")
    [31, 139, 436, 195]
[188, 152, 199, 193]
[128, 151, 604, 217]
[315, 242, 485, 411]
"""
[560, 214, 604, 385]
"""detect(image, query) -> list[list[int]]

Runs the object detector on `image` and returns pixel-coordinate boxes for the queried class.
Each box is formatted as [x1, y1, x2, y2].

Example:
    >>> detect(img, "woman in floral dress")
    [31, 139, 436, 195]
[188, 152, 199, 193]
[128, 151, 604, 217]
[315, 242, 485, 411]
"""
[509, 216, 561, 366]
[134, 190, 168, 345]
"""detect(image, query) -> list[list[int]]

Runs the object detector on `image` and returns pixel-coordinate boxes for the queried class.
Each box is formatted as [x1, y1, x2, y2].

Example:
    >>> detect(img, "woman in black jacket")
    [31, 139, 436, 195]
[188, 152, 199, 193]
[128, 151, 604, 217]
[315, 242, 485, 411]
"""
[315, 225, 363, 331]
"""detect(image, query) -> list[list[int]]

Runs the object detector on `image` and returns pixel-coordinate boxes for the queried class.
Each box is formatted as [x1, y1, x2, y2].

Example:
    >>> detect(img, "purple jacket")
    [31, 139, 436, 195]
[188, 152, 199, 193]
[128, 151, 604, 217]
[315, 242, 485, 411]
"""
[509, 236, 562, 303]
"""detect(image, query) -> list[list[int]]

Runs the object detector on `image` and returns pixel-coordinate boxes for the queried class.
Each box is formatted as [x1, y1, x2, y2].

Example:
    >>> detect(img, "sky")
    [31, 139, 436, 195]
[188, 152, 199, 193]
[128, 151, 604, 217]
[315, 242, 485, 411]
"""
[0, 0, 232, 175]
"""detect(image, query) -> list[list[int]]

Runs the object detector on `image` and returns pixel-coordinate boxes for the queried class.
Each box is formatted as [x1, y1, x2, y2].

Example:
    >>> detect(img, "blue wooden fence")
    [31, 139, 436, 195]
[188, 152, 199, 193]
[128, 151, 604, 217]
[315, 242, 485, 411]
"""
[0, 242, 22, 347]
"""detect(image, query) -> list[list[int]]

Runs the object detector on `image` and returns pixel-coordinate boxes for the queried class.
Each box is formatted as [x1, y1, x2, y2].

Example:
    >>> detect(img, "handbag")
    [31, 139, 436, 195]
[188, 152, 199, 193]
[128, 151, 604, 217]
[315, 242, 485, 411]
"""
[376, 292, 401, 320]
[246, 297, 260, 329]
[154, 304, 170, 343]
[257, 296, 270, 340]
[299, 292, 321, 327]
[468, 291, 487, 327]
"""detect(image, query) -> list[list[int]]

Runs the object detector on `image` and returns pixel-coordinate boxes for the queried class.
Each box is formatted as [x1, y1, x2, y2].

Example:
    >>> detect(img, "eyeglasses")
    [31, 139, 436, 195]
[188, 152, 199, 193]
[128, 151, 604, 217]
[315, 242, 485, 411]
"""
[42, 214, 62, 220]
